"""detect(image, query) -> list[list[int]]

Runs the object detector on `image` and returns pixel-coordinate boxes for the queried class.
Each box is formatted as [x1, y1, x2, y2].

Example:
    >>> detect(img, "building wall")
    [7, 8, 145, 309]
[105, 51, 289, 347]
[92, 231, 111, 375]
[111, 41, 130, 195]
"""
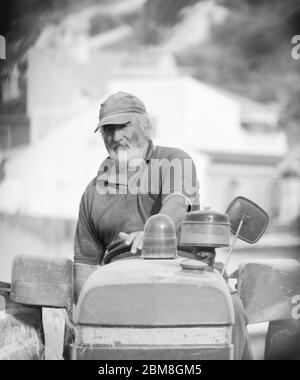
[277, 177, 300, 226]
[183, 77, 241, 152]
[202, 161, 279, 215]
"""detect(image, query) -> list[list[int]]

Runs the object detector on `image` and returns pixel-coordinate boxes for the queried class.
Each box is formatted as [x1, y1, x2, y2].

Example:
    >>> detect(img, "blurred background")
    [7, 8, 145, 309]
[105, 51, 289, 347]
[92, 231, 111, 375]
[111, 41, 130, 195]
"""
[0, 0, 300, 281]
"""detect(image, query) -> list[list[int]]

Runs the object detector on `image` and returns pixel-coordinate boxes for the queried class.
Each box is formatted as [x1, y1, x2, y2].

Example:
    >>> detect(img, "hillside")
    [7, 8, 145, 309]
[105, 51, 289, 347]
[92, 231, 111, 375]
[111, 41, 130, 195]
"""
[1, 0, 300, 104]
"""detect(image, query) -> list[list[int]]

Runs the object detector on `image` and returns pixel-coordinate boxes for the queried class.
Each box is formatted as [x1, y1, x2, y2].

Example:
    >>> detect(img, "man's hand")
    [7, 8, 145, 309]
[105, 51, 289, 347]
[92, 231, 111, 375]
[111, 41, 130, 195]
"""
[119, 231, 144, 253]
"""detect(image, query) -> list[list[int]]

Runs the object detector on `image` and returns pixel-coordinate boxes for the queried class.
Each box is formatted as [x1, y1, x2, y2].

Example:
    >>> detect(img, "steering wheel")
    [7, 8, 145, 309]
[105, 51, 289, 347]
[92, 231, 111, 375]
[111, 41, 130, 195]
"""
[103, 239, 141, 264]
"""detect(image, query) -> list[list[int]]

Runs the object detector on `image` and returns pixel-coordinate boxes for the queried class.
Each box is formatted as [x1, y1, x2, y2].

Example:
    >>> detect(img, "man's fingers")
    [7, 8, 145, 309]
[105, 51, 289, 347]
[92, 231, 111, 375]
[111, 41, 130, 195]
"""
[131, 233, 144, 253]
[119, 232, 130, 244]
[119, 231, 144, 251]
[119, 232, 128, 239]
[119, 232, 135, 245]
[137, 234, 143, 250]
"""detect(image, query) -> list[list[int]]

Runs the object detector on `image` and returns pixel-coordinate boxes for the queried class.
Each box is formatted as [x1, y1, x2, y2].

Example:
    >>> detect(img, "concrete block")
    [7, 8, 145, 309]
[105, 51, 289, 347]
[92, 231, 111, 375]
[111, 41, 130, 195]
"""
[11, 254, 73, 308]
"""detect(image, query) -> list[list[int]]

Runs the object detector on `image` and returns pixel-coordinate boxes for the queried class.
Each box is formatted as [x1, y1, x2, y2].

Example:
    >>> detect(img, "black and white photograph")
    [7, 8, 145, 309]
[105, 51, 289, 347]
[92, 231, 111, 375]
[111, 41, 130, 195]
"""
[0, 0, 300, 363]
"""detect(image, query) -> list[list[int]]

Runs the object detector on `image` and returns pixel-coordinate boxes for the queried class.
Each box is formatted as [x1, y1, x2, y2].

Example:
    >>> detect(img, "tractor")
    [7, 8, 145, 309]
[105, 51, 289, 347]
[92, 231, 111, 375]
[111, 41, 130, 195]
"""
[1, 196, 300, 360]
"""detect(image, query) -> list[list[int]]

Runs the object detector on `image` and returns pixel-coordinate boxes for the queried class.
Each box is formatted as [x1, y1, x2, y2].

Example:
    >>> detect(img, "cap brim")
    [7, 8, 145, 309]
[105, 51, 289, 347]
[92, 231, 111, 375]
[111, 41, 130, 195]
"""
[94, 113, 132, 132]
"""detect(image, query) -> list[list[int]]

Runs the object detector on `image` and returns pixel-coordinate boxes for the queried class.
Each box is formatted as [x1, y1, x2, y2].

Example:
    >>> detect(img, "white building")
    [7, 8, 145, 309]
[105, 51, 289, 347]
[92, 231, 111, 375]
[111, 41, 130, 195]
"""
[0, 71, 287, 220]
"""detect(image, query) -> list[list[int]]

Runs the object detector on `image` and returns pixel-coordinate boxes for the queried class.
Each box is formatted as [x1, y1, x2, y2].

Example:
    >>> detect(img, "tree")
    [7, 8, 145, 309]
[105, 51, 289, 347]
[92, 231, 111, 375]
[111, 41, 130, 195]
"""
[0, 0, 100, 74]
[177, 0, 300, 102]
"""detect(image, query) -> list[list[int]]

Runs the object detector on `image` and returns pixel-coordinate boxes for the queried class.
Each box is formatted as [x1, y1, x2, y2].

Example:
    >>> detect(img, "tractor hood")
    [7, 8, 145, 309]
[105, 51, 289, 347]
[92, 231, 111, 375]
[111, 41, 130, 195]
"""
[74, 257, 234, 327]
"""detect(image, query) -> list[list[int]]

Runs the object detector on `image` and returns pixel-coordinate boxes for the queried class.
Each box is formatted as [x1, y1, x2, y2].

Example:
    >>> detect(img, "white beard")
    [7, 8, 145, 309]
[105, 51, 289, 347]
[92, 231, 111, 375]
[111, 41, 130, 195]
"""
[109, 145, 146, 168]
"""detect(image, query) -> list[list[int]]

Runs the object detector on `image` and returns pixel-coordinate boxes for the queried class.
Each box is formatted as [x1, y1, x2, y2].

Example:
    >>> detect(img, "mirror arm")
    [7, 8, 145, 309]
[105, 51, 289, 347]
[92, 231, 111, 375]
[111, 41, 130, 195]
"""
[221, 217, 244, 277]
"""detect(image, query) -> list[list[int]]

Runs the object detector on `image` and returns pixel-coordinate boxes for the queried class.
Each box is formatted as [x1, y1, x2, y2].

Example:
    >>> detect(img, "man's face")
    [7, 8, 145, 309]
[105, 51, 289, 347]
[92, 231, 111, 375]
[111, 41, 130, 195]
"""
[101, 115, 149, 165]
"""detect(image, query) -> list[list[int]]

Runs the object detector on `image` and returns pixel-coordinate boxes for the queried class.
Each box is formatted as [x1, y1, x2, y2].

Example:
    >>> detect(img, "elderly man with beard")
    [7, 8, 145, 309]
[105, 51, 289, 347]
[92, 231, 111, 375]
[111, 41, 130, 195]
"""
[74, 92, 199, 299]
[73, 92, 252, 360]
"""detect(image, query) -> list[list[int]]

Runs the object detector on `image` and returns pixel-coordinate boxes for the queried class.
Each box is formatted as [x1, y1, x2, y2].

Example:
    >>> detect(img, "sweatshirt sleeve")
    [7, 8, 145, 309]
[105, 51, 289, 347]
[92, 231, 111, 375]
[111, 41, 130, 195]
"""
[74, 183, 105, 266]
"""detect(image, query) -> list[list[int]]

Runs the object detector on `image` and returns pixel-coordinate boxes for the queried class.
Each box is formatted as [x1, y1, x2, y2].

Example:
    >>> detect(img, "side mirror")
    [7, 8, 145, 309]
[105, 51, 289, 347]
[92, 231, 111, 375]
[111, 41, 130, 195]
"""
[221, 196, 269, 277]
[10, 255, 73, 309]
[226, 196, 269, 244]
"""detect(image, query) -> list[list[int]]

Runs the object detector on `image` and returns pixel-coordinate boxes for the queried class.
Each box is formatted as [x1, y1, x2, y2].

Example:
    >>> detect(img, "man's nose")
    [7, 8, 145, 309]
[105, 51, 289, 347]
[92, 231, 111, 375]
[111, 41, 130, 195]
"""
[113, 128, 125, 142]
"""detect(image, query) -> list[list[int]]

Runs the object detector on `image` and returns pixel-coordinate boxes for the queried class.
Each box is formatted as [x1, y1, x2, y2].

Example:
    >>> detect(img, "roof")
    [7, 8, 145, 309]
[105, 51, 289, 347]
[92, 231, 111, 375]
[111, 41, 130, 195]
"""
[202, 151, 283, 166]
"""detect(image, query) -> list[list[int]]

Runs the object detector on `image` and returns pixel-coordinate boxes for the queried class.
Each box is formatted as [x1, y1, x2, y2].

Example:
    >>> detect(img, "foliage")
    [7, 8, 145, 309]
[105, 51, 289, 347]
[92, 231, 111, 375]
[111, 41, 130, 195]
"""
[176, 0, 300, 102]
[1, 0, 300, 106]
[0, 0, 102, 73]
[143, 0, 200, 26]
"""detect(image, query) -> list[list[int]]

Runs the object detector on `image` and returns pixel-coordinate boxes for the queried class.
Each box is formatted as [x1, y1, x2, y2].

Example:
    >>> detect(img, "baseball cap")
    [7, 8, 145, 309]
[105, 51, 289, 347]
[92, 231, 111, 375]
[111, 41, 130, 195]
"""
[94, 92, 147, 132]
